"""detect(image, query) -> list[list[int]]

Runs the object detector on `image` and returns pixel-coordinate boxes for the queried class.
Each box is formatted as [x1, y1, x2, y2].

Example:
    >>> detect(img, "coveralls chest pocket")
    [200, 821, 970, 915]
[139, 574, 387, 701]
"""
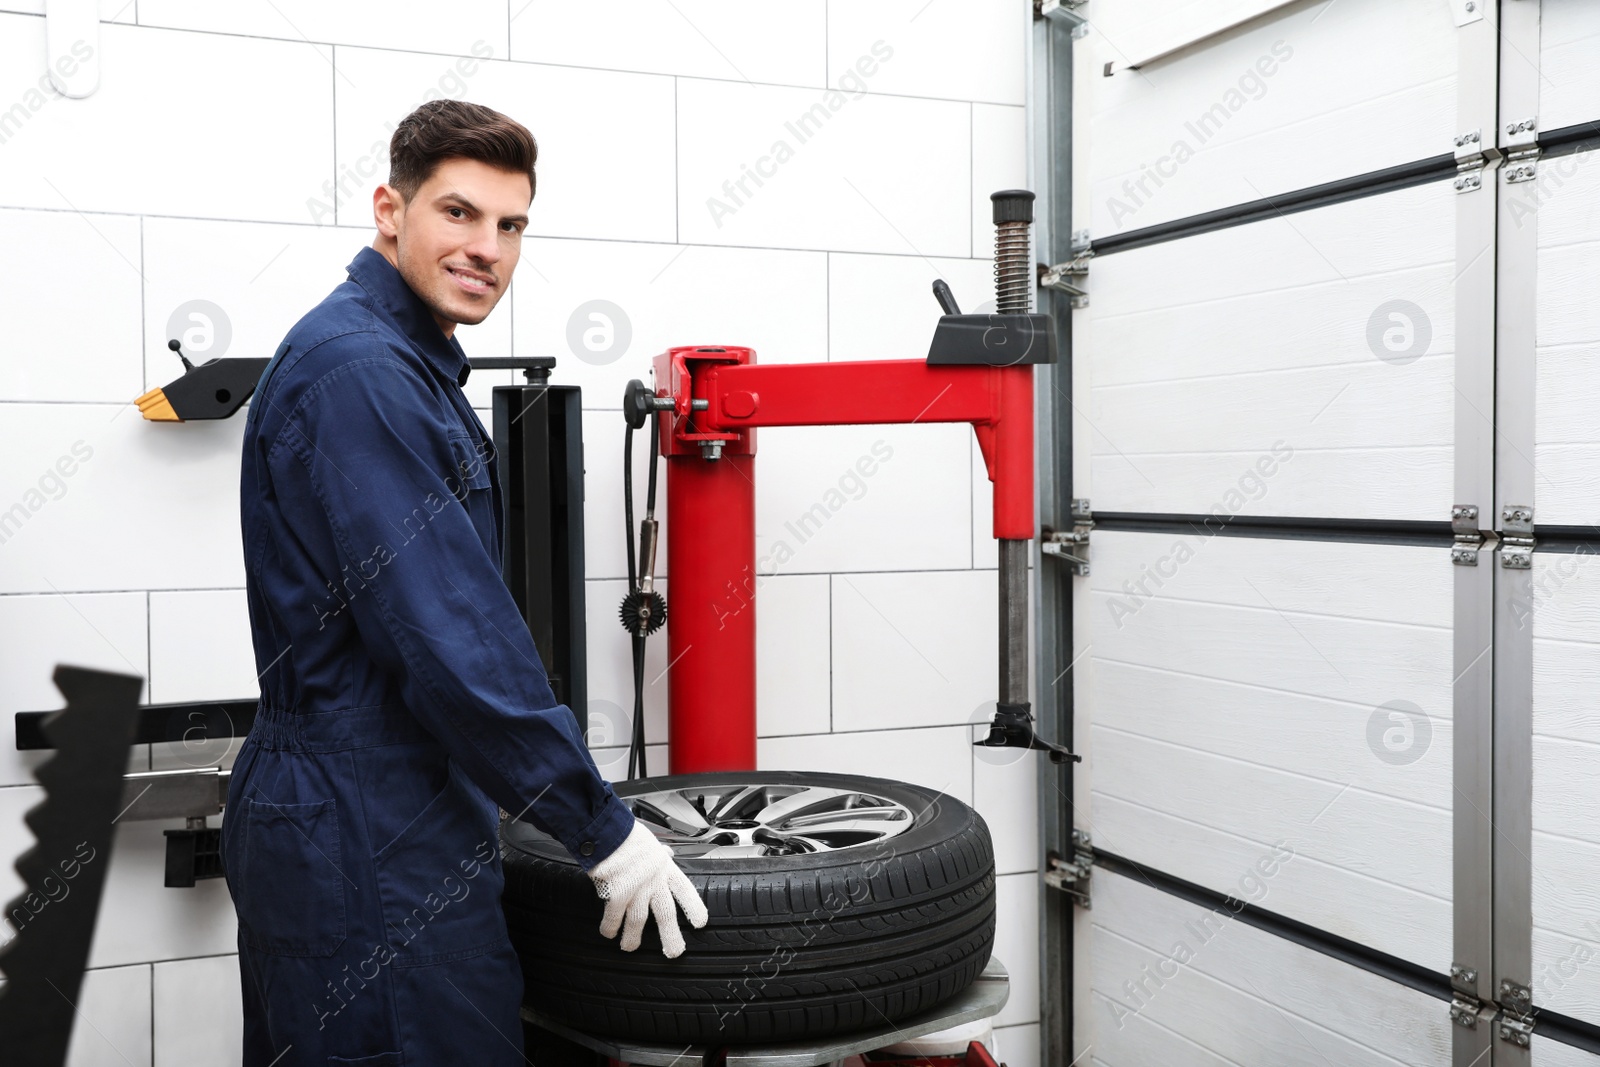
[236, 796, 348, 957]
[447, 432, 492, 502]
[371, 757, 508, 967]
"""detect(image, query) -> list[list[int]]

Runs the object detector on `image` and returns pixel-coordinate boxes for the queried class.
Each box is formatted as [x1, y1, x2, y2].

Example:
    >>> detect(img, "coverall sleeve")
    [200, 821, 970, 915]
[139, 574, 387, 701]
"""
[268, 350, 635, 871]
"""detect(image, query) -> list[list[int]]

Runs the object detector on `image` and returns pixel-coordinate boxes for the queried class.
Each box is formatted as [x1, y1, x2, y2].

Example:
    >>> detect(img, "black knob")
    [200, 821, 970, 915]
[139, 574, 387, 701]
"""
[622, 379, 656, 430]
[991, 189, 1035, 225]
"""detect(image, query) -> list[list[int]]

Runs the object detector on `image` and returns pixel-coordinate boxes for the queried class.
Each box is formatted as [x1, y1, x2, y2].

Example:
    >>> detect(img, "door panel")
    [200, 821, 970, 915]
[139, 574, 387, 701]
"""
[1084, 0, 1456, 235]
[1089, 531, 1452, 971]
[1091, 869, 1451, 1067]
[1082, 181, 1454, 520]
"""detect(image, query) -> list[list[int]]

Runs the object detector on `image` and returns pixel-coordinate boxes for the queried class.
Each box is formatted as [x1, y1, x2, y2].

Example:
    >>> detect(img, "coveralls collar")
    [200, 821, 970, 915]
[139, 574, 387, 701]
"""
[347, 245, 472, 388]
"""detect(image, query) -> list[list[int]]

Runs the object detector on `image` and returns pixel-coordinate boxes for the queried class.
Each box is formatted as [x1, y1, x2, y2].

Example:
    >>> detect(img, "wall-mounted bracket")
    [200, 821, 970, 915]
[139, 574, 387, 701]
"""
[1042, 499, 1093, 576]
[1035, 0, 1089, 37]
[1038, 252, 1092, 309]
[1044, 830, 1094, 909]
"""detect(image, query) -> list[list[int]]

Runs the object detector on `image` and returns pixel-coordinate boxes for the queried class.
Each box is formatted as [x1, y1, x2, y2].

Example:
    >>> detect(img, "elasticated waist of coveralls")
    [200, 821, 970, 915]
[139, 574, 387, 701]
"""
[247, 701, 437, 753]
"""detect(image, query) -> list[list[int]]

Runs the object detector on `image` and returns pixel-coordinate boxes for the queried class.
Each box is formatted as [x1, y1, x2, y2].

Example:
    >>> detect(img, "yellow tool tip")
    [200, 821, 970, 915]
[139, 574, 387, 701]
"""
[135, 387, 180, 422]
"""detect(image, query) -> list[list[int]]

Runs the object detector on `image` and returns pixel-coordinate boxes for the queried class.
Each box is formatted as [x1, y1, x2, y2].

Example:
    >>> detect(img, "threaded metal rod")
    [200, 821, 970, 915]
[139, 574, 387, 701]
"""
[995, 221, 1031, 313]
[990, 189, 1036, 315]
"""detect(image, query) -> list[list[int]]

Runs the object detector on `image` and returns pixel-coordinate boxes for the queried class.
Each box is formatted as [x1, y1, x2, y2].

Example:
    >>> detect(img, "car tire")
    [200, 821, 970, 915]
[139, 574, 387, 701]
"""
[500, 770, 996, 1044]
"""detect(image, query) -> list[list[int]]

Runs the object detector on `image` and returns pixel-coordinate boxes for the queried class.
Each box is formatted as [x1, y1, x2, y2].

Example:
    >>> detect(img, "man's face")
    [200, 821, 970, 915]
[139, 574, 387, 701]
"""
[373, 156, 530, 338]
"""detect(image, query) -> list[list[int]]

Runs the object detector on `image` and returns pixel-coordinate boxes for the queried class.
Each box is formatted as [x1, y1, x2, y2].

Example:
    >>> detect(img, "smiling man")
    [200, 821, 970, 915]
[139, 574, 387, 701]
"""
[225, 99, 706, 1066]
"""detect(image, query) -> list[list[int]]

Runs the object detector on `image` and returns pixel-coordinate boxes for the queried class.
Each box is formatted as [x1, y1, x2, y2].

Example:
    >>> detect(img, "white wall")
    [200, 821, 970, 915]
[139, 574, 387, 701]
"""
[0, 2, 1038, 1063]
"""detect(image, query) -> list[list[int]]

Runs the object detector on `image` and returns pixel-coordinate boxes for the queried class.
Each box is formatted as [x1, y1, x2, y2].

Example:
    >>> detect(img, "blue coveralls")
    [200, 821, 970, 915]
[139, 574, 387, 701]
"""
[225, 245, 635, 1066]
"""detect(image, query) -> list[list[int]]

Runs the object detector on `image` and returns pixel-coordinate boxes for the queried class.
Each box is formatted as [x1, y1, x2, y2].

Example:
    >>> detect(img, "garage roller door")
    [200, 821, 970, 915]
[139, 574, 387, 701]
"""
[1030, 0, 1600, 1063]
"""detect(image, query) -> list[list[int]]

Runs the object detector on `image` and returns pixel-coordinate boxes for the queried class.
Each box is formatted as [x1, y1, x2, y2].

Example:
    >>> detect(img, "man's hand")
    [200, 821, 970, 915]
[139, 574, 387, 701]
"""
[585, 819, 709, 958]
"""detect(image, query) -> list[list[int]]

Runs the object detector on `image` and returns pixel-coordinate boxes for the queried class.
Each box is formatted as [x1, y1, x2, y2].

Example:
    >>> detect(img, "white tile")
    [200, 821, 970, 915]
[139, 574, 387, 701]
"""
[827, 252, 993, 362]
[86, 813, 240, 968]
[0, 19, 332, 223]
[0, 403, 246, 594]
[68, 964, 153, 1067]
[592, 741, 668, 783]
[972, 723, 1040, 876]
[758, 724, 973, 807]
[0, 207, 142, 403]
[828, 0, 1026, 105]
[0, 963, 151, 1066]
[991, 1022, 1041, 1067]
[584, 578, 671, 748]
[0, 0, 135, 20]
[0, 592, 149, 787]
[513, 237, 828, 409]
[148, 590, 254, 772]
[992, 871, 1040, 1027]
[756, 423, 971, 574]
[333, 49, 676, 243]
[148, 591, 253, 704]
[138, 0, 509, 57]
[510, 1, 826, 87]
[143, 218, 517, 408]
[153, 954, 242, 1067]
[831, 570, 996, 731]
[677, 78, 970, 255]
[971, 104, 1028, 258]
[583, 414, 671, 584]
[756, 573, 831, 737]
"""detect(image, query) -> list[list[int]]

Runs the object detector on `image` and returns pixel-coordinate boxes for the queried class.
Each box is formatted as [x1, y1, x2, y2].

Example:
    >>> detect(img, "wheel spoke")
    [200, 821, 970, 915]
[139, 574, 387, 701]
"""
[631, 791, 713, 834]
[750, 785, 850, 826]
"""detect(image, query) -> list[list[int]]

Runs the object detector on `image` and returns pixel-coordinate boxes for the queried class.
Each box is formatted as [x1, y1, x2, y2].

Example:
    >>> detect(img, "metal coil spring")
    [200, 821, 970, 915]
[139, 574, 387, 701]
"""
[994, 221, 1031, 313]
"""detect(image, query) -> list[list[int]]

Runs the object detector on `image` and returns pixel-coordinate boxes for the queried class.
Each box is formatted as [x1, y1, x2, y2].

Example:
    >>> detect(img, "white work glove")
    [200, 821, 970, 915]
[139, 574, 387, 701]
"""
[585, 818, 709, 958]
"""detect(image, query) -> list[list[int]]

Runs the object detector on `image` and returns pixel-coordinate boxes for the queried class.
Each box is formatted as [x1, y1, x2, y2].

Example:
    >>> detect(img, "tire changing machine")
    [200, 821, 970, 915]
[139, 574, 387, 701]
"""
[523, 191, 1075, 1067]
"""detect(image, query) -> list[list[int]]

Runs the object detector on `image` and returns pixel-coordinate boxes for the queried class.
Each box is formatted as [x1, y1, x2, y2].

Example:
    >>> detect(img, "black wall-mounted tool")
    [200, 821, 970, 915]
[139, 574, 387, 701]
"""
[0, 665, 144, 1066]
[135, 339, 269, 421]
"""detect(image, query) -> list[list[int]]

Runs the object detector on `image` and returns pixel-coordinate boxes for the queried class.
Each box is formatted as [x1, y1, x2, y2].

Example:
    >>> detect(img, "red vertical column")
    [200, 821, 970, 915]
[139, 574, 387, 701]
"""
[665, 450, 757, 772]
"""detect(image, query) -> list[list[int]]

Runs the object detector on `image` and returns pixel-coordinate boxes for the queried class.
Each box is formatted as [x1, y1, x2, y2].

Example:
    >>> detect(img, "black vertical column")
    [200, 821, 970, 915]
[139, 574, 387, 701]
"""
[485, 357, 589, 739]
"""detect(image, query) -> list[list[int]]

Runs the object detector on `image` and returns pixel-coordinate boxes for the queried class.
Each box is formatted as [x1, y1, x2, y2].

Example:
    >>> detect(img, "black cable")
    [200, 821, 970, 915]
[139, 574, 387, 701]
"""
[623, 421, 637, 593]
[622, 410, 663, 780]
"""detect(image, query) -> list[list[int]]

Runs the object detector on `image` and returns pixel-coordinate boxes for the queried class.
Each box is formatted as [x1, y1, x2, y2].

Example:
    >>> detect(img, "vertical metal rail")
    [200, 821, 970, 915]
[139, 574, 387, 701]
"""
[1451, 2, 1503, 1062]
[1492, 0, 1543, 1061]
[1030, 7, 1082, 1065]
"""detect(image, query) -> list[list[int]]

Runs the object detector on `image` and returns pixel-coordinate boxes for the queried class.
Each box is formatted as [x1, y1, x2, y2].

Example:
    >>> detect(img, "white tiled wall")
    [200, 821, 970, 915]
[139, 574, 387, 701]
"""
[0, 3, 1038, 1063]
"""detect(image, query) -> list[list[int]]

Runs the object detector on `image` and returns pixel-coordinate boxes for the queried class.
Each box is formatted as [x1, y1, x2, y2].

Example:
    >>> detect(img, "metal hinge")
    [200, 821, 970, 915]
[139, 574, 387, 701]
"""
[1505, 145, 1541, 184]
[1452, 504, 1484, 566]
[1496, 978, 1536, 1046]
[1039, 250, 1092, 308]
[1042, 499, 1093, 576]
[1505, 115, 1538, 147]
[1501, 505, 1535, 569]
[1499, 1012, 1535, 1047]
[1449, 964, 1482, 1028]
[1043, 829, 1094, 909]
[1454, 129, 1486, 193]
[1450, 993, 1483, 1029]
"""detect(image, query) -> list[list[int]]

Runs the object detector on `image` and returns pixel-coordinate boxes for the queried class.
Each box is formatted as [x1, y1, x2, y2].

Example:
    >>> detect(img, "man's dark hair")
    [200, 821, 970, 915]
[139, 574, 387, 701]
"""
[387, 99, 537, 204]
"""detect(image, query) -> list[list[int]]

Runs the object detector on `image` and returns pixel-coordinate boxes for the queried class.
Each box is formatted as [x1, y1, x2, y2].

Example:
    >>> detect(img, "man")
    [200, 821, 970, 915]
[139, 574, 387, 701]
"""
[224, 99, 707, 1066]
